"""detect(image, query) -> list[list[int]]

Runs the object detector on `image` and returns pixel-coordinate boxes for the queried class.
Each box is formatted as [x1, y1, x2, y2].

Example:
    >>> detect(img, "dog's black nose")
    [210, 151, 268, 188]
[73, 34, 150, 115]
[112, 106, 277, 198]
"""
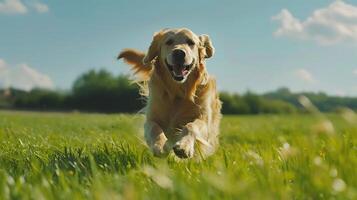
[172, 49, 186, 64]
[173, 145, 189, 159]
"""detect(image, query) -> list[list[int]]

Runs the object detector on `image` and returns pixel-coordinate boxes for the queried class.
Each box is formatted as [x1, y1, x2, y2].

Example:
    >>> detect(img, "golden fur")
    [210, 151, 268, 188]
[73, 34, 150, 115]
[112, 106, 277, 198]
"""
[118, 28, 221, 159]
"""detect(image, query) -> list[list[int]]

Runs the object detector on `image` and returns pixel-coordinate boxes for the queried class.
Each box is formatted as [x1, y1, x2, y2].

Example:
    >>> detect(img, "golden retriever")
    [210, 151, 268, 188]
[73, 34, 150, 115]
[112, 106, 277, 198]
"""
[118, 28, 221, 159]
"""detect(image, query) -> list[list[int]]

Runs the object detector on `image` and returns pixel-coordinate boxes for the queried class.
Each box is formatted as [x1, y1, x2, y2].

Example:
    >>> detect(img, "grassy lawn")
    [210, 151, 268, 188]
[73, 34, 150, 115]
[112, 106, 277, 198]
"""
[0, 111, 356, 199]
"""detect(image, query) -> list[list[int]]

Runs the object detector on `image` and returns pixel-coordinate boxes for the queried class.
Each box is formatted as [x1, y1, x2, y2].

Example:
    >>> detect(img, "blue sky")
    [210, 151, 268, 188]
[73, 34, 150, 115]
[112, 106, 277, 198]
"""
[0, 0, 357, 96]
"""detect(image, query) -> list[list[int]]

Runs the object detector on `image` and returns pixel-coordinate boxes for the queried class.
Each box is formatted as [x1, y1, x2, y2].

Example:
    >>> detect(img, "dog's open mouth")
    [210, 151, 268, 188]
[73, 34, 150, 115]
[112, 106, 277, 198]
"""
[165, 60, 194, 82]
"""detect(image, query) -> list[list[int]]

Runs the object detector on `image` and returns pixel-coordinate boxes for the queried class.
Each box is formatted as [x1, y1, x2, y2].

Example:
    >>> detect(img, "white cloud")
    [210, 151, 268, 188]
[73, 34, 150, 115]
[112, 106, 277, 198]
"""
[0, 59, 7, 71]
[272, 0, 357, 45]
[353, 69, 357, 76]
[295, 69, 316, 83]
[334, 90, 346, 96]
[0, 0, 27, 14]
[0, 59, 54, 91]
[0, 0, 49, 15]
[32, 1, 48, 13]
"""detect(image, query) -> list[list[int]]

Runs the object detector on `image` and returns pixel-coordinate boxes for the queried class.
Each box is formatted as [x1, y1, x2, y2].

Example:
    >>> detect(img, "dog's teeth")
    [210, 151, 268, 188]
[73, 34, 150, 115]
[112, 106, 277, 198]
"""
[172, 71, 183, 77]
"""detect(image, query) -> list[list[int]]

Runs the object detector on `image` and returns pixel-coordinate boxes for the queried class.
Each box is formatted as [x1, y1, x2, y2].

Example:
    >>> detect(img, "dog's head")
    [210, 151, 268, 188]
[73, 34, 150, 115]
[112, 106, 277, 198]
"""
[143, 28, 214, 83]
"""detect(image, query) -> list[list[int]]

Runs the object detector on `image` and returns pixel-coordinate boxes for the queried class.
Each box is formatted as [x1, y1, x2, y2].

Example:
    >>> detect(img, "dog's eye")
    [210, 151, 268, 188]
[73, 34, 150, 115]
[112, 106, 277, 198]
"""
[165, 39, 174, 45]
[187, 39, 195, 46]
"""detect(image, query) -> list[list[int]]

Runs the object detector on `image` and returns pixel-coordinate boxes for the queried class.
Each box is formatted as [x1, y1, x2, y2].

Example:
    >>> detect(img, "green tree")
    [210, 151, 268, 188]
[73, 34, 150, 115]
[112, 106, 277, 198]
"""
[70, 69, 144, 112]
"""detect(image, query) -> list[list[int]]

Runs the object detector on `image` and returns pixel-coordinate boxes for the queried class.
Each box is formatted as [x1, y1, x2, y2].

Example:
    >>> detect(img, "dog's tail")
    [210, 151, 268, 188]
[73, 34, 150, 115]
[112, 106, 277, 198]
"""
[118, 49, 152, 96]
[118, 49, 152, 82]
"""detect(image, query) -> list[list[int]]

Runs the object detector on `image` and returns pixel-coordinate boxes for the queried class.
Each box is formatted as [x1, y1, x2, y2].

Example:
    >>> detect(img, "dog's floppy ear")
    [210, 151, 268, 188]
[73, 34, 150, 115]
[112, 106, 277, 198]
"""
[199, 34, 215, 58]
[143, 30, 165, 65]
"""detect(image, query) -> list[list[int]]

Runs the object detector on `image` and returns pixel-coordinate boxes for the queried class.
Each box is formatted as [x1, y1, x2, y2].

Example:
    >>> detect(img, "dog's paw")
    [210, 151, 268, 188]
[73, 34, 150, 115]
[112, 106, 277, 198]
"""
[150, 135, 169, 158]
[173, 134, 195, 159]
[152, 143, 169, 157]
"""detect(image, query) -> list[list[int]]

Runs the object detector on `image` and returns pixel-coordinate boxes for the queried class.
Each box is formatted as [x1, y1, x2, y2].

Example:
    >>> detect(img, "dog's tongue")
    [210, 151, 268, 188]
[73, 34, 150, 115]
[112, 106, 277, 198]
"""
[173, 67, 188, 77]
[182, 69, 188, 76]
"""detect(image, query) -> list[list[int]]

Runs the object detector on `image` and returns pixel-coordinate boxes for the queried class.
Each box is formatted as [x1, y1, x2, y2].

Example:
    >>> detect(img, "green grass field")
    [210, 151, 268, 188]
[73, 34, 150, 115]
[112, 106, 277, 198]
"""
[0, 111, 356, 199]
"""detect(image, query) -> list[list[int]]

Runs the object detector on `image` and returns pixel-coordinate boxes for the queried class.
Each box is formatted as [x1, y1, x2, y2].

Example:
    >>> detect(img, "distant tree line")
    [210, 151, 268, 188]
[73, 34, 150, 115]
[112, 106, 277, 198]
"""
[221, 88, 357, 114]
[1, 69, 356, 114]
[263, 87, 357, 112]
[0, 70, 144, 113]
[220, 91, 296, 114]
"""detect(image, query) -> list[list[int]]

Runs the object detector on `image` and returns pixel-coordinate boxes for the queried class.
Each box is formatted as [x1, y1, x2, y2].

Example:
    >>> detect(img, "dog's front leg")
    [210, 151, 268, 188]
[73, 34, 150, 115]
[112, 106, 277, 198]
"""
[173, 119, 209, 159]
[144, 121, 169, 157]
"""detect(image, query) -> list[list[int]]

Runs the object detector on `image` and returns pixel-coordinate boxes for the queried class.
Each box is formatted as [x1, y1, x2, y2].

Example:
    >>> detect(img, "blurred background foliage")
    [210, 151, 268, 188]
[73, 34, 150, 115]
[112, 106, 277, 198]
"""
[1, 69, 356, 114]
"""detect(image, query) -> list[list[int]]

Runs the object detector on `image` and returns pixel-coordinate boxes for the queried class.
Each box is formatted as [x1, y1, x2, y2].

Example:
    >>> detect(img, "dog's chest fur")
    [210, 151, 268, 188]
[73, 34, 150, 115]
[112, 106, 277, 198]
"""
[148, 86, 208, 136]
[147, 83, 201, 135]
